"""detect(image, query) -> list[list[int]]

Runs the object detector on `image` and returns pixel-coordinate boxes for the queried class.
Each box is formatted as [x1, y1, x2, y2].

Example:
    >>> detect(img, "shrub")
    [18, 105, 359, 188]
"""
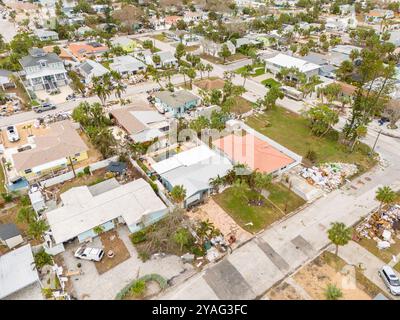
[130, 279, 146, 297]
[325, 284, 343, 300]
[77, 172, 84, 178]
[34, 249, 53, 269]
[138, 251, 150, 262]
[83, 166, 91, 175]
[305, 150, 318, 163]
[190, 246, 206, 257]
[20, 195, 30, 206]
[149, 181, 158, 192]
[1, 193, 13, 203]
[131, 230, 147, 244]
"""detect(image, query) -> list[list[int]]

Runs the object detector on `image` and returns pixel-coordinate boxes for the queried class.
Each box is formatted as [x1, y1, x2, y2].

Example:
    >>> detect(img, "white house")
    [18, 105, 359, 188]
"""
[264, 53, 321, 78]
[109, 55, 146, 76]
[34, 29, 59, 41]
[77, 59, 109, 83]
[45, 178, 168, 245]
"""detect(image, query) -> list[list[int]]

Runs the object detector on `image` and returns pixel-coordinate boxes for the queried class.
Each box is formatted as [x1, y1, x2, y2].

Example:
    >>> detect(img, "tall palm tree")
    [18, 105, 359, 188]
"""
[91, 75, 112, 107]
[179, 66, 188, 86]
[170, 185, 187, 207]
[209, 175, 224, 193]
[375, 186, 396, 213]
[327, 222, 352, 256]
[205, 64, 213, 79]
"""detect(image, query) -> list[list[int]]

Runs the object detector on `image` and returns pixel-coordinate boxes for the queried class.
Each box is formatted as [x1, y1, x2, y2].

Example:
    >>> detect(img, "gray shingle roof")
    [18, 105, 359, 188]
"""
[154, 90, 199, 109]
[0, 223, 21, 240]
[19, 49, 62, 68]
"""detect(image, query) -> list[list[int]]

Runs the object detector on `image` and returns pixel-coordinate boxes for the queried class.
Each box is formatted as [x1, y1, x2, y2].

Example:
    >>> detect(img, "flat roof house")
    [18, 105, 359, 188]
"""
[45, 178, 168, 244]
[153, 90, 201, 117]
[264, 53, 321, 79]
[109, 55, 146, 76]
[0, 244, 40, 300]
[152, 145, 233, 207]
[11, 120, 89, 181]
[110, 106, 170, 143]
[0, 223, 23, 249]
[19, 47, 68, 92]
[34, 29, 59, 41]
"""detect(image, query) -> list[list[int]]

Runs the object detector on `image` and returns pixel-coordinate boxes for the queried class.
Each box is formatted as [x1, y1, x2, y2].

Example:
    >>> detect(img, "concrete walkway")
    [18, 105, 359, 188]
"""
[339, 241, 400, 300]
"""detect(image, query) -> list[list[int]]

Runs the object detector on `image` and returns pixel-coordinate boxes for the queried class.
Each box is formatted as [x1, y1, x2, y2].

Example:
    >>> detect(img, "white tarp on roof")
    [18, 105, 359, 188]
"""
[46, 178, 167, 244]
[131, 111, 165, 124]
[0, 244, 39, 299]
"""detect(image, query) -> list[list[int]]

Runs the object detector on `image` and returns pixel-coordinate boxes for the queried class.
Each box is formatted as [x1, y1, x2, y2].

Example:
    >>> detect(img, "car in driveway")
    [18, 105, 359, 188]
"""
[378, 265, 400, 295]
[32, 102, 56, 113]
[6, 125, 19, 142]
[74, 246, 104, 262]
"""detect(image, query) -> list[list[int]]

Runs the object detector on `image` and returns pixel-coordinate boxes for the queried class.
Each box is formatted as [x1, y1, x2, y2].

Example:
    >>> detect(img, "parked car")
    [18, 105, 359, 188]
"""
[378, 265, 400, 295]
[33, 102, 56, 113]
[66, 93, 76, 101]
[74, 246, 104, 262]
[6, 125, 19, 142]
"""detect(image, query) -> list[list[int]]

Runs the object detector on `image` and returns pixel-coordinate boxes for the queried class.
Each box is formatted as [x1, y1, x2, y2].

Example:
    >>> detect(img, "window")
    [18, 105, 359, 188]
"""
[39, 61, 47, 68]
[24, 169, 32, 174]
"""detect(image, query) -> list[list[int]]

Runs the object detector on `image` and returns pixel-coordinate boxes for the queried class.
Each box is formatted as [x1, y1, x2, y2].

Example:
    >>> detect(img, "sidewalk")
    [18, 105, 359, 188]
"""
[338, 241, 400, 300]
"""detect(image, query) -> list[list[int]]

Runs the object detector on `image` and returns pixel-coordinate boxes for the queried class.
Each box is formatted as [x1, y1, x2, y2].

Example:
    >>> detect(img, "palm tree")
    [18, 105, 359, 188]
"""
[187, 68, 196, 90]
[17, 206, 36, 224]
[205, 64, 213, 79]
[197, 62, 206, 80]
[375, 186, 396, 213]
[253, 171, 272, 200]
[209, 175, 224, 193]
[327, 222, 352, 256]
[170, 185, 187, 207]
[240, 68, 251, 87]
[91, 75, 112, 107]
[179, 66, 188, 86]
[27, 219, 49, 240]
[173, 228, 190, 251]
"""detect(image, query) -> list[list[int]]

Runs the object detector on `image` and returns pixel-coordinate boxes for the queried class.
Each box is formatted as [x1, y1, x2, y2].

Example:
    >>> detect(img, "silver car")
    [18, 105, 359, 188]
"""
[6, 125, 19, 142]
[33, 102, 56, 113]
[378, 265, 400, 296]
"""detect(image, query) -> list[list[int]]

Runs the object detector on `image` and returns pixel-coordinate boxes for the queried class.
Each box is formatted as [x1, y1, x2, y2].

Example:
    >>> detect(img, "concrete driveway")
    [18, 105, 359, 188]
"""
[60, 226, 186, 300]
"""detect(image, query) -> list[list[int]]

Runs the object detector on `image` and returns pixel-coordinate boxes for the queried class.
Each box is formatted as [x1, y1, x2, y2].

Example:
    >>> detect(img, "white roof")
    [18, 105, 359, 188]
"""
[131, 128, 165, 143]
[152, 145, 218, 175]
[46, 178, 167, 244]
[153, 145, 233, 198]
[131, 110, 165, 125]
[0, 244, 39, 299]
[109, 55, 145, 73]
[265, 53, 321, 73]
[28, 191, 44, 205]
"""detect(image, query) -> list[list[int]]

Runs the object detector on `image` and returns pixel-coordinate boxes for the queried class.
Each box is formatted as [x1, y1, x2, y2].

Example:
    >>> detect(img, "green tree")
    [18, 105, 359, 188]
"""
[173, 228, 191, 251]
[189, 116, 210, 134]
[175, 42, 186, 63]
[205, 64, 213, 78]
[375, 186, 396, 213]
[218, 44, 232, 63]
[209, 175, 224, 193]
[91, 74, 113, 107]
[52, 46, 61, 55]
[28, 219, 49, 240]
[306, 105, 339, 137]
[260, 86, 284, 110]
[327, 222, 352, 256]
[186, 68, 196, 89]
[17, 206, 36, 224]
[170, 185, 187, 206]
[253, 171, 272, 199]
[34, 249, 53, 269]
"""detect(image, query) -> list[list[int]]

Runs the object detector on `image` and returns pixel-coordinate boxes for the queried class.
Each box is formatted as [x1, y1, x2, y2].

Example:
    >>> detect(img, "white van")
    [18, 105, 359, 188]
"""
[378, 265, 400, 296]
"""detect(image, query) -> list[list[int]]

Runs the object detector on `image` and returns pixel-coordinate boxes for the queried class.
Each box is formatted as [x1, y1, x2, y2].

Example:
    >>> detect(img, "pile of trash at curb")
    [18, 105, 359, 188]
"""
[300, 163, 358, 192]
[356, 205, 400, 250]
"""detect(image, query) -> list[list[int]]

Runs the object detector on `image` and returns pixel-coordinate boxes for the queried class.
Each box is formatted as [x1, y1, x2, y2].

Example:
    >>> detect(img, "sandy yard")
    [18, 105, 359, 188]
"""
[194, 78, 225, 90]
[265, 281, 305, 300]
[1, 122, 50, 148]
[187, 198, 252, 247]
[293, 255, 371, 300]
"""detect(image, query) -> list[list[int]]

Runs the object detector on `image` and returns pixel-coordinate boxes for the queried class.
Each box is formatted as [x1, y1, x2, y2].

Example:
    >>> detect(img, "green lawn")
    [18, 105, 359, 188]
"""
[151, 34, 169, 42]
[199, 53, 248, 65]
[245, 107, 376, 172]
[235, 63, 265, 77]
[214, 183, 305, 233]
[394, 261, 400, 273]
[261, 78, 281, 88]
[357, 237, 400, 264]
[0, 163, 6, 194]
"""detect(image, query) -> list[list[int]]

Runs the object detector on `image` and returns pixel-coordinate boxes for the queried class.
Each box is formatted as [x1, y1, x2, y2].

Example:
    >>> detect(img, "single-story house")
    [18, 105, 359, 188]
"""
[145, 51, 178, 68]
[11, 120, 89, 181]
[75, 26, 94, 37]
[110, 106, 169, 143]
[234, 37, 262, 48]
[0, 244, 40, 300]
[0, 70, 15, 90]
[201, 39, 236, 57]
[264, 53, 321, 79]
[34, 29, 59, 41]
[109, 55, 146, 76]
[152, 145, 233, 207]
[111, 37, 140, 53]
[153, 90, 201, 117]
[68, 42, 109, 62]
[365, 9, 394, 24]
[0, 223, 24, 249]
[45, 178, 168, 245]
[77, 59, 109, 83]
[212, 131, 298, 175]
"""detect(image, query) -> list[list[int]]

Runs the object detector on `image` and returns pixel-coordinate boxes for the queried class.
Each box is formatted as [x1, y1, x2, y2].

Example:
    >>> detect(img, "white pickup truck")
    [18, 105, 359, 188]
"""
[74, 246, 104, 262]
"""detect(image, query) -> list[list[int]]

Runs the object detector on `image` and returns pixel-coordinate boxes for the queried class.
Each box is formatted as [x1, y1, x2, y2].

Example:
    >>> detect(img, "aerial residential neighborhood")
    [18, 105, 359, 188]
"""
[0, 0, 400, 305]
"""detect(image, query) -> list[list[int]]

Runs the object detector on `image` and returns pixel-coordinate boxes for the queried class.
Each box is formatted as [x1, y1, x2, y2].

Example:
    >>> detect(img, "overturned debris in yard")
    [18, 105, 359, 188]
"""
[300, 163, 358, 192]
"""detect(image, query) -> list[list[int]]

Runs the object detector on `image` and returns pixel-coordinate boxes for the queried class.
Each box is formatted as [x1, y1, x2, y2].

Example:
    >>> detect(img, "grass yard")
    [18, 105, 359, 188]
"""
[394, 261, 400, 273]
[185, 45, 200, 52]
[245, 107, 376, 172]
[261, 78, 281, 88]
[235, 63, 265, 77]
[230, 96, 253, 115]
[213, 183, 305, 233]
[356, 237, 400, 264]
[0, 163, 6, 194]
[199, 53, 248, 65]
[151, 34, 169, 42]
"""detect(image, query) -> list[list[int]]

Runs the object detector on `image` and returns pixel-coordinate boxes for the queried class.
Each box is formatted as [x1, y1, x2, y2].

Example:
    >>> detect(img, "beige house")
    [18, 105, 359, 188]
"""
[11, 120, 89, 181]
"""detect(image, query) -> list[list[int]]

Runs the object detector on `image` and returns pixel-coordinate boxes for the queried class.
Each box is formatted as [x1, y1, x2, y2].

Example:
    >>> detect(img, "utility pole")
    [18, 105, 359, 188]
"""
[372, 129, 382, 153]
[68, 156, 76, 178]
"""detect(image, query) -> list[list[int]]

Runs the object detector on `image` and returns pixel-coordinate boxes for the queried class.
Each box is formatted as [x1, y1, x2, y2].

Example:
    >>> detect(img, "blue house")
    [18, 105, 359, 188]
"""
[153, 90, 201, 117]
